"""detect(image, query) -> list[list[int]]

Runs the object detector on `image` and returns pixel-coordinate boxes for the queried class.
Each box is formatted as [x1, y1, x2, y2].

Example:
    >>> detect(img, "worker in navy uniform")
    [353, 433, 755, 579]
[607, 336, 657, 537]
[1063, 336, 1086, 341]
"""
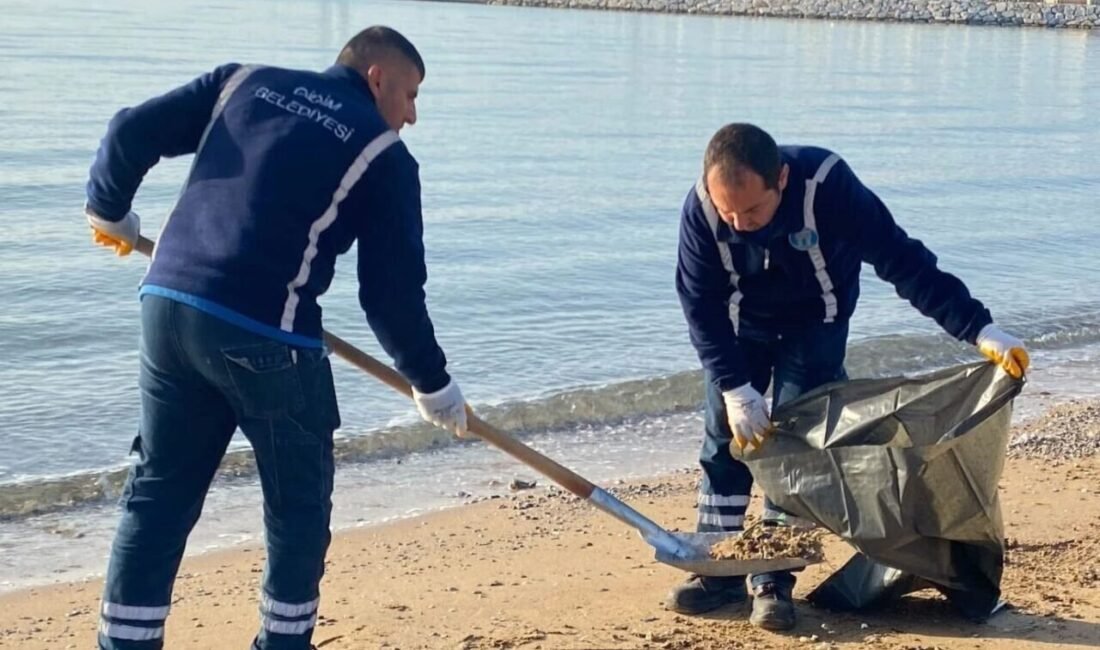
[84, 26, 467, 650]
[669, 123, 1029, 630]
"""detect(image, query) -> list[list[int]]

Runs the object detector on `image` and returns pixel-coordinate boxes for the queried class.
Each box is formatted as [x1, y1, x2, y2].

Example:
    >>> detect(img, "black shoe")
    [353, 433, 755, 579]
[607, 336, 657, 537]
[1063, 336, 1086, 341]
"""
[749, 581, 796, 631]
[665, 574, 748, 615]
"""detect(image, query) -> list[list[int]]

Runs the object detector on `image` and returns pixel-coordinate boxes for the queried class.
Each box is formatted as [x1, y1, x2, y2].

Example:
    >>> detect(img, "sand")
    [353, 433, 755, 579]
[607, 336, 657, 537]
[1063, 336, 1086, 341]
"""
[1, 401, 1097, 650]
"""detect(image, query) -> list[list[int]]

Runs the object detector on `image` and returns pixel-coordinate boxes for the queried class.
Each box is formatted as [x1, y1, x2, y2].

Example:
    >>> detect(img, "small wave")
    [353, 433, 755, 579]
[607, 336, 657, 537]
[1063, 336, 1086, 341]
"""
[3, 312, 1099, 521]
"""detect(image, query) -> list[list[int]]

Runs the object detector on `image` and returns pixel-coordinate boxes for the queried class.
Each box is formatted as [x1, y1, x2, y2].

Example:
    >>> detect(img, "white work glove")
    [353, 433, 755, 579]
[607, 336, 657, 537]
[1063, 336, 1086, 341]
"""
[413, 379, 468, 437]
[85, 205, 140, 256]
[976, 324, 1029, 380]
[722, 383, 773, 454]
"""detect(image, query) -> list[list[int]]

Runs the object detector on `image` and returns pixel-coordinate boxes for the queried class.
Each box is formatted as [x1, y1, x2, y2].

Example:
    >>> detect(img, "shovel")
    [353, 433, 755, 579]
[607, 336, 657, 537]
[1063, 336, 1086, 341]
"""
[131, 234, 813, 576]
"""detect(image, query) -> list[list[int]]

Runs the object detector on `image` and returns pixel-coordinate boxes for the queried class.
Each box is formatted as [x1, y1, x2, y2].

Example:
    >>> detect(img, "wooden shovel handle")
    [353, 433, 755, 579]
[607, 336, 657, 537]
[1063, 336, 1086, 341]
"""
[135, 235, 155, 257]
[132, 235, 597, 499]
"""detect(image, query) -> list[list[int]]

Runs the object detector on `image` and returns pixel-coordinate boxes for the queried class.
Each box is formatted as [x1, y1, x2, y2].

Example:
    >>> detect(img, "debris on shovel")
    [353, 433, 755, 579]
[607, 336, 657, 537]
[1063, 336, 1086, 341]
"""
[709, 517, 825, 563]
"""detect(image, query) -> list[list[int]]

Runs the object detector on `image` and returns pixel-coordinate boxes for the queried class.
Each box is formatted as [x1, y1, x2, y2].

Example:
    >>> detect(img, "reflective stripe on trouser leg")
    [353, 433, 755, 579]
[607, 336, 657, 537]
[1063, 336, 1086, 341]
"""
[259, 594, 320, 637]
[252, 590, 322, 648]
[698, 370, 755, 534]
[98, 601, 169, 646]
[696, 492, 750, 532]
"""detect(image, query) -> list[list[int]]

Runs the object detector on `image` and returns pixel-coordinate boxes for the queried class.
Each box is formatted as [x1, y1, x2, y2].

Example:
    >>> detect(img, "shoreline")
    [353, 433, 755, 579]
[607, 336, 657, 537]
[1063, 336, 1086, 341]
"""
[0, 376, 1092, 597]
[1, 400, 1097, 649]
[467, 0, 1100, 30]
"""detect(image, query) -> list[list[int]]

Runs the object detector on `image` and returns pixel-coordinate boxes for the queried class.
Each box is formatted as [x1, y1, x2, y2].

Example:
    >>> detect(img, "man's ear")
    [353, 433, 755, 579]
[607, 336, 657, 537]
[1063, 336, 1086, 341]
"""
[366, 64, 383, 93]
[778, 163, 790, 192]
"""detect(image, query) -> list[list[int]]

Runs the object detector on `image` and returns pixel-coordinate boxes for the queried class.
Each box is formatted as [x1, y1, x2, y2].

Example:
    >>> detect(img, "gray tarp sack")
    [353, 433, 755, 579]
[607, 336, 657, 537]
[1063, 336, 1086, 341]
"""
[739, 362, 1023, 621]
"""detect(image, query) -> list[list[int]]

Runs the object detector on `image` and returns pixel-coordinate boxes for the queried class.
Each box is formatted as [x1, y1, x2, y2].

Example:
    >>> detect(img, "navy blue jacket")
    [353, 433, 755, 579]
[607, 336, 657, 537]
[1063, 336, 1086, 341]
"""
[676, 146, 992, 391]
[87, 63, 450, 393]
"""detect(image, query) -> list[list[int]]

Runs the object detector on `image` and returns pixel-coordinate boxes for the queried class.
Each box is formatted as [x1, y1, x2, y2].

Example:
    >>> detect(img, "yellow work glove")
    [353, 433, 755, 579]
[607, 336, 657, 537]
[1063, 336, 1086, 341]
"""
[85, 205, 140, 256]
[976, 324, 1029, 379]
[722, 383, 774, 455]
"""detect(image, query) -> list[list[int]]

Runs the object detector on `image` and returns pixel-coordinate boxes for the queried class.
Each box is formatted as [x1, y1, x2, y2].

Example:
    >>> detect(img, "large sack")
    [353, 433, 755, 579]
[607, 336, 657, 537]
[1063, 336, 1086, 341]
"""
[739, 362, 1022, 620]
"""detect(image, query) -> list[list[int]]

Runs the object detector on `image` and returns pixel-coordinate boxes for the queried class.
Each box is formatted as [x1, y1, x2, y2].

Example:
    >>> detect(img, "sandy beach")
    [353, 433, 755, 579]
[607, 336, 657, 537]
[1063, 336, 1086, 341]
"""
[1, 400, 1097, 650]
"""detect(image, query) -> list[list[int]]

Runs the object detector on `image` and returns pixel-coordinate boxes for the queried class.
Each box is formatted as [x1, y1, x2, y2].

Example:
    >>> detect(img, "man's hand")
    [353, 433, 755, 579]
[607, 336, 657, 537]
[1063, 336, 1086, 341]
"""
[413, 380, 468, 437]
[85, 206, 140, 256]
[977, 324, 1029, 379]
[722, 383, 773, 453]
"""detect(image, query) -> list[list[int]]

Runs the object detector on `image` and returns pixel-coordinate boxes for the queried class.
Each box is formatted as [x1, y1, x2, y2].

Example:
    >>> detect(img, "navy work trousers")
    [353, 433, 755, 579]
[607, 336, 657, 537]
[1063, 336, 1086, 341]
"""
[98, 296, 339, 650]
[695, 322, 848, 590]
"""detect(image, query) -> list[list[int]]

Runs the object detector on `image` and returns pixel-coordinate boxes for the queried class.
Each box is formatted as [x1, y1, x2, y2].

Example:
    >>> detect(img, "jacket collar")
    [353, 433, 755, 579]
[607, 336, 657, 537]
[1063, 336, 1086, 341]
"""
[322, 64, 376, 103]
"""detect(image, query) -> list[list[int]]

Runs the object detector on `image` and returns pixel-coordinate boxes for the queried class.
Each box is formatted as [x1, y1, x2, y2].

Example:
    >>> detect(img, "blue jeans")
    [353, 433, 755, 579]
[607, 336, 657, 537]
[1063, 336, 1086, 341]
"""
[696, 322, 849, 590]
[98, 296, 339, 650]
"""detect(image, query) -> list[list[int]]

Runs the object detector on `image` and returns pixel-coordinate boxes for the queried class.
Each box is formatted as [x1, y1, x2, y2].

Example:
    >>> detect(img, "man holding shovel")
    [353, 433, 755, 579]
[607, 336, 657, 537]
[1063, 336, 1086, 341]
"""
[83, 26, 466, 650]
[669, 123, 1029, 630]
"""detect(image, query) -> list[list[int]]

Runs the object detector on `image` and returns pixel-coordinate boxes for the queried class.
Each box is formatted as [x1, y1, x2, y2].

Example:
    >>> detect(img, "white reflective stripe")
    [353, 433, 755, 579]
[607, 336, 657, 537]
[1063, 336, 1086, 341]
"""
[98, 621, 165, 641]
[280, 130, 401, 331]
[809, 253, 834, 292]
[101, 601, 171, 621]
[156, 64, 260, 264]
[697, 493, 750, 507]
[698, 512, 745, 528]
[812, 152, 841, 183]
[262, 613, 317, 635]
[198, 64, 260, 152]
[802, 154, 841, 323]
[695, 177, 742, 335]
[820, 291, 838, 318]
[261, 594, 320, 617]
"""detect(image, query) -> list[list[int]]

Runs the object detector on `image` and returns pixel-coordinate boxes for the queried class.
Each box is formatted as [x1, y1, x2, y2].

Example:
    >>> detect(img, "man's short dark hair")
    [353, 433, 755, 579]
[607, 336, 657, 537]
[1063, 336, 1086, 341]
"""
[336, 26, 425, 79]
[703, 123, 782, 190]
